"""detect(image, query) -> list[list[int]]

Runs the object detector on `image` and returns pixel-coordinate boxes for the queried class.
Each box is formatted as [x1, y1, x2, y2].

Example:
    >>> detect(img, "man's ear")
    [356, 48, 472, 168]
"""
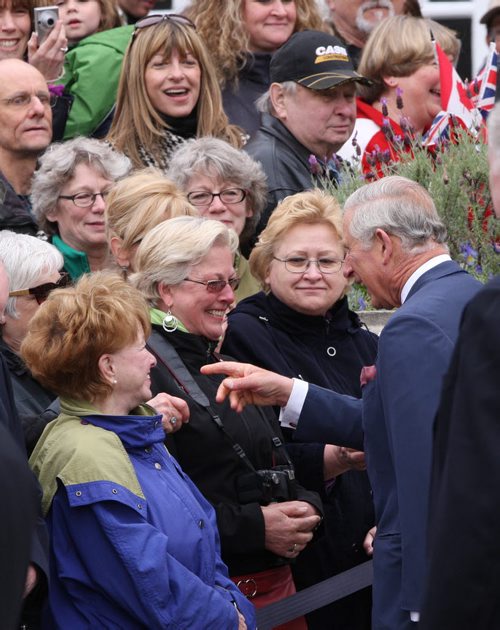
[110, 236, 130, 269]
[374, 228, 393, 264]
[270, 83, 288, 120]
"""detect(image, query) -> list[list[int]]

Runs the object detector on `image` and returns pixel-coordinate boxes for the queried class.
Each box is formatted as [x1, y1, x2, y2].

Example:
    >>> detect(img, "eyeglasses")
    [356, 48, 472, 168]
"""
[273, 256, 344, 274]
[0, 92, 58, 109]
[58, 190, 110, 208]
[183, 277, 240, 293]
[132, 13, 196, 39]
[8, 273, 71, 305]
[187, 188, 247, 207]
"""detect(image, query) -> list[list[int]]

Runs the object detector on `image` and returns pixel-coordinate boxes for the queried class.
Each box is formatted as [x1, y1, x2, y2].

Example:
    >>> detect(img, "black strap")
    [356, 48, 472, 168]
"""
[255, 560, 373, 629]
[147, 331, 292, 474]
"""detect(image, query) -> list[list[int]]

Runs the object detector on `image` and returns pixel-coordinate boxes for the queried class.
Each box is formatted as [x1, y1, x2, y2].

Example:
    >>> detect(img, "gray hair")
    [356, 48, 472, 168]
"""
[31, 137, 132, 235]
[167, 137, 267, 247]
[344, 176, 448, 253]
[130, 216, 239, 306]
[488, 103, 500, 159]
[256, 81, 298, 115]
[0, 231, 64, 319]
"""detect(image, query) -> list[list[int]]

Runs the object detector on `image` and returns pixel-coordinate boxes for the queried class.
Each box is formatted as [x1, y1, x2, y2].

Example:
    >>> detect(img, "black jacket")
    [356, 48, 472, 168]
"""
[0, 339, 56, 454]
[148, 326, 322, 576]
[222, 53, 271, 137]
[0, 170, 37, 235]
[222, 292, 378, 629]
[245, 114, 340, 241]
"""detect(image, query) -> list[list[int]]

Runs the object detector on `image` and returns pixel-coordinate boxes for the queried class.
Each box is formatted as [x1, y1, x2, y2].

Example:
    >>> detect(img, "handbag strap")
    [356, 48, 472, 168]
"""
[147, 330, 264, 474]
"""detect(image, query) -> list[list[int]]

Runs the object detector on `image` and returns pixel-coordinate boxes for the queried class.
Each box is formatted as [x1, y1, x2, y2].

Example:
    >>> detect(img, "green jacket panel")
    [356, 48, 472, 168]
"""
[61, 26, 134, 139]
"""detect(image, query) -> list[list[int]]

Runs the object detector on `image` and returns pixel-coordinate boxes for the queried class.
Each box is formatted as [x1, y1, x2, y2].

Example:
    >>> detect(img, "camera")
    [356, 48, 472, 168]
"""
[237, 465, 297, 506]
[34, 6, 59, 45]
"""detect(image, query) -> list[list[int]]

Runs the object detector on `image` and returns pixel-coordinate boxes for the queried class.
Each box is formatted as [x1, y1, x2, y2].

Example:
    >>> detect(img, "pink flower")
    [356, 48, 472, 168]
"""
[360, 365, 377, 387]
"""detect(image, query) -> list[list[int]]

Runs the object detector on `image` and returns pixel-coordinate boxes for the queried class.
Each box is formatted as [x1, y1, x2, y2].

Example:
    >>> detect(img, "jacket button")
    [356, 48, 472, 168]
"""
[154, 462, 162, 470]
[137, 504, 143, 510]
[112, 488, 118, 494]
[198, 519, 205, 529]
[75, 490, 82, 497]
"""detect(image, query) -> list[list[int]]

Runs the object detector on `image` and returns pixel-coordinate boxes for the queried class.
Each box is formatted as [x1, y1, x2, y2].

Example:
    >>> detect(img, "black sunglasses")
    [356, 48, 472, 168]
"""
[8, 272, 71, 305]
[132, 13, 196, 40]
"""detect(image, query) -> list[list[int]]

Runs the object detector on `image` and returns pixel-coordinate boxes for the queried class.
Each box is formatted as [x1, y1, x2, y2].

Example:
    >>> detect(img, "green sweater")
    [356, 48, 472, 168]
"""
[61, 26, 133, 139]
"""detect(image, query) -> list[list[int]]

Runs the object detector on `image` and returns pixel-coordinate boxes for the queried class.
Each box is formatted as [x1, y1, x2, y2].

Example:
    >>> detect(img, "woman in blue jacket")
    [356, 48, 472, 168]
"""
[24, 272, 254, 629]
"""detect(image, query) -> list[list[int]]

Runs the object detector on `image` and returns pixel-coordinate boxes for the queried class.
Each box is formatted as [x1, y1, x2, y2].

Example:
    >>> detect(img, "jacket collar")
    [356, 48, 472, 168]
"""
[59, 397, 164, 449]
[406, 259, 466, 302]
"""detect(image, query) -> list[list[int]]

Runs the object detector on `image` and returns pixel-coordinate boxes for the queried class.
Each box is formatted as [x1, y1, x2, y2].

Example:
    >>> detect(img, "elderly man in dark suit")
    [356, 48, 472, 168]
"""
[201, 175, 481, 629]
[419, 106, 500, 629]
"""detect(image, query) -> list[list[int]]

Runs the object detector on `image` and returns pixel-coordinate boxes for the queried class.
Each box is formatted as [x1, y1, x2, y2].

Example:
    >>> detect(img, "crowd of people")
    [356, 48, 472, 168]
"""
[0, 0, 498, 629]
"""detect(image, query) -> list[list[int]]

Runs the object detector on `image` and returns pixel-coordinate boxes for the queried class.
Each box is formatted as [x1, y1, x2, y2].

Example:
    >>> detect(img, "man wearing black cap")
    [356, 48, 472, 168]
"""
[246, 30, 369, 240]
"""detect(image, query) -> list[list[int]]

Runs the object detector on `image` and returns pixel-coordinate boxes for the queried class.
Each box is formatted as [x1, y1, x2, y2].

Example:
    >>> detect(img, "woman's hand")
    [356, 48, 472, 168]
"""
[323, 445, 367, 480]
[261, 501, 321, 558]
[237, 611, 247, 630]
[146, 393, 190, 434]
[27, 20, 68, 82]
[363, 526, 376, 556]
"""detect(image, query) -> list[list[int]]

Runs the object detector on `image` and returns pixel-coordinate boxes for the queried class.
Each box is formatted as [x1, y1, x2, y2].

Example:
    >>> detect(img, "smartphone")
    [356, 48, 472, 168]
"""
[34, 6, 59, 45]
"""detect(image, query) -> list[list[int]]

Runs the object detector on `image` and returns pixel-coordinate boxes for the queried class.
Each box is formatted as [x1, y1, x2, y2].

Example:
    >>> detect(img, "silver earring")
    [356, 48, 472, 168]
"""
[162, 310, 178, 333]
[112, 378, 117, 385]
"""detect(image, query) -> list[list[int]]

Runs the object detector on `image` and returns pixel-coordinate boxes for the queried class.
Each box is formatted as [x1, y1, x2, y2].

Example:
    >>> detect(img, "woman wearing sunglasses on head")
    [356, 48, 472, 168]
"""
[107, 14, 243, 172]
[31, 137, 131, 281]
[130, 216, 323, 629]
[0, 231, 68, 453]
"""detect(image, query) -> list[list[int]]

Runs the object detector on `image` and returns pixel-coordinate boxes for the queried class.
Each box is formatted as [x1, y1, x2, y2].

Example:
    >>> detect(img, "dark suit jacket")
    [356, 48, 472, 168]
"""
[420, 276, 500, 629]
[0, 354, 41, 629]
[294, 260, 481, 630]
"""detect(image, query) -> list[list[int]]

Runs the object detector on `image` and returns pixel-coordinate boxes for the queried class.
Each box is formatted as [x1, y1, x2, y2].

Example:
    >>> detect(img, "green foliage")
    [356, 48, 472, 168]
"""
[325, 127, 499, 310]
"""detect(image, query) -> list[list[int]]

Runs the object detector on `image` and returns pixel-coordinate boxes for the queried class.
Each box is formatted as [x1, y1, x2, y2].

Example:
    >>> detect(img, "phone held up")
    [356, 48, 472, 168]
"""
[34, 6, 59, 45]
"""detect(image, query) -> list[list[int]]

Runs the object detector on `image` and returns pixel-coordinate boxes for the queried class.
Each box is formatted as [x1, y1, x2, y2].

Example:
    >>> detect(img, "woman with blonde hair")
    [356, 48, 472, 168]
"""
[186, 0, 325, 135]
[222, 189, 378, 630]
[106, 168, 195, 274]
[338, 15, 460, 174]
[107, 15, 243, 171]
[131, 216, 322, 627]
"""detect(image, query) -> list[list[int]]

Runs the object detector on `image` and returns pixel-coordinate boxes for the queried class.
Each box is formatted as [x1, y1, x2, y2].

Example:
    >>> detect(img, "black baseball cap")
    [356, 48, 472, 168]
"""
[270, 30, 371, 90]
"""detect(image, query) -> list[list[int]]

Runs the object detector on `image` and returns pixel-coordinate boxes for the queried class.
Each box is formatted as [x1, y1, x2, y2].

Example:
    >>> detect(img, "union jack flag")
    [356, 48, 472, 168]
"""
[474, 42, 498, 119]
[423, 42, 484, 146]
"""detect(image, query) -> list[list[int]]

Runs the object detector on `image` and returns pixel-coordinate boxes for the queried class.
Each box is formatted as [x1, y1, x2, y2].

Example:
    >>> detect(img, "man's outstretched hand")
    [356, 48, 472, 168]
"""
[200, 361, 294, 412]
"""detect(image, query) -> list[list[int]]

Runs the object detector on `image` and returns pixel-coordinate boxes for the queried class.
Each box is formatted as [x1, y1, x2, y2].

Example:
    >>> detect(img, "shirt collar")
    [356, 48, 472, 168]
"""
[401, 254, 451, 303]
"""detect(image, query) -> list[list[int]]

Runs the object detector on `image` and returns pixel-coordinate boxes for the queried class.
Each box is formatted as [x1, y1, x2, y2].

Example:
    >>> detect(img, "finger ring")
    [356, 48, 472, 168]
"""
[169, 416, 177, 426]
[60, 46, 68, 52]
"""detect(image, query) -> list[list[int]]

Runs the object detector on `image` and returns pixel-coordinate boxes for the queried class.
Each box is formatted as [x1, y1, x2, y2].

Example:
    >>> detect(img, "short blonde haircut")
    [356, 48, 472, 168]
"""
[130, 216, 239, 306]
[106, 168, 195, 254]
[250, 189, 343, 291]
[107, 19, 243, 169]
[97, 0, 122, 32]
[186, 0, 326, 86]
[358, 16, 460, 103]
[21, 272, 151, 402]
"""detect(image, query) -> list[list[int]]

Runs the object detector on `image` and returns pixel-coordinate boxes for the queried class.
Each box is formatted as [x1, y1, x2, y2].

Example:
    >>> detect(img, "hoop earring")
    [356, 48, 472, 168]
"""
[162, 310, 178, 333]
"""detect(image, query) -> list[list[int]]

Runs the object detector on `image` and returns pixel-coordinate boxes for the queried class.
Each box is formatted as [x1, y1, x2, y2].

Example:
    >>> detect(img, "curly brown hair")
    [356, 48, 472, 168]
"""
[185, 0, 327, 86]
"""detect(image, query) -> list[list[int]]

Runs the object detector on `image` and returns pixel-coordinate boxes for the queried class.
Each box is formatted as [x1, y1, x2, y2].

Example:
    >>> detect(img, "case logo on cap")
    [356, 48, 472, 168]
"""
[315, 45, 349, 64]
